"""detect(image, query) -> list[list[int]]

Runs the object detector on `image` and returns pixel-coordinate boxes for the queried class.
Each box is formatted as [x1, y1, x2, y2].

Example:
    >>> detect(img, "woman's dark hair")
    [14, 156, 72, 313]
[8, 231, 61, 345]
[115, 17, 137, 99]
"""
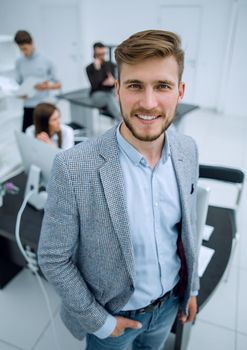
[33, 103, 62, 148]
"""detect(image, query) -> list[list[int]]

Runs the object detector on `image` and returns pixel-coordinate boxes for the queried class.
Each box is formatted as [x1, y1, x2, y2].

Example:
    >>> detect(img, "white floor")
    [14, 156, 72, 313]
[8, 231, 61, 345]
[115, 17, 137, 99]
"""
[0, 108, 247, 350]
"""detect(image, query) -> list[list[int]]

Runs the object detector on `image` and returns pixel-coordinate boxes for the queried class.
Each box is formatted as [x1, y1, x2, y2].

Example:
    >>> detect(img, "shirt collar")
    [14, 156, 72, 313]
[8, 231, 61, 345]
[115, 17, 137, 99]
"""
[28, 50, 38, 59]
[116, 123, 171, 166]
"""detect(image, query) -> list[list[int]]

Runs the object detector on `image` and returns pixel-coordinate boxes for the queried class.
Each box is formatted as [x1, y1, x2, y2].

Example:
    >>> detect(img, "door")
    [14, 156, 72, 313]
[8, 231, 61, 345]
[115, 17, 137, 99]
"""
[39, 4, 82, 92]
[158, 5, 202, 104]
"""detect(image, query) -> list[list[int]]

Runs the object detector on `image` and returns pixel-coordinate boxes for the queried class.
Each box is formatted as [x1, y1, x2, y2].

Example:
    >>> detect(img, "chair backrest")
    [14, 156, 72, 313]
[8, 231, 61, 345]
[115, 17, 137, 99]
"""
[199, 165, 244, 184]
[196, 185, 211, 250]
[199, 164, 245, 207]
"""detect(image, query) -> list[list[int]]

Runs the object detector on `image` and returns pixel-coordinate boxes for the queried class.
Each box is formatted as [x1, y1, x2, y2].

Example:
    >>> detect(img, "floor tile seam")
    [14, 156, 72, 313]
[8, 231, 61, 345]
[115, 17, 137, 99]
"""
[0, 338, 25, 350]
[235, 265, 247, 336]
[234, 266, 241, 349]
[236, 330, 247, 337]
[197, 318, 236, 333]
[30, 304, 60, 350]
[30, 321, 51, 350]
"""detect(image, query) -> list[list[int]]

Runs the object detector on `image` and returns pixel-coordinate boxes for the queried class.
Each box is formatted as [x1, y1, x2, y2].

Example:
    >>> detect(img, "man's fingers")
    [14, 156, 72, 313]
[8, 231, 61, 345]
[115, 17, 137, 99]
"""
[178, 296, 197, 324]
[123, 318, 142, 330]
[111, 317, 142, 337]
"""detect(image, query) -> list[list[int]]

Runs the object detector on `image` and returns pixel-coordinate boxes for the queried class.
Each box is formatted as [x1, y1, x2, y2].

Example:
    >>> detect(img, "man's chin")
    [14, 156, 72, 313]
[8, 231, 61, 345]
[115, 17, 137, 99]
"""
[128, 128, 166, 142]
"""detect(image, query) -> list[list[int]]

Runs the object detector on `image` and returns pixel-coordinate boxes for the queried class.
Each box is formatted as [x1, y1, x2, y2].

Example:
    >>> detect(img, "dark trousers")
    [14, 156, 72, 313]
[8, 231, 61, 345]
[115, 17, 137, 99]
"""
[22, 107, 34, 132]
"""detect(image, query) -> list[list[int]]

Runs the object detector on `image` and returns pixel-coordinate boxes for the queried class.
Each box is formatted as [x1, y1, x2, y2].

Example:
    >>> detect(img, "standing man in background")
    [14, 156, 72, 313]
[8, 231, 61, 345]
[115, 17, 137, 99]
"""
[86, 42, 121, 121]
[38, 30, 199, 350]
[14, 30, 62, 132]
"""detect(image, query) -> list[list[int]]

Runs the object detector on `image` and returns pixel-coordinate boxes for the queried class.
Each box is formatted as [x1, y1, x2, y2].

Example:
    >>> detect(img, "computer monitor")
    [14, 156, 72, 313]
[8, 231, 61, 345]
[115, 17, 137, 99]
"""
[15, 131, 61, 209]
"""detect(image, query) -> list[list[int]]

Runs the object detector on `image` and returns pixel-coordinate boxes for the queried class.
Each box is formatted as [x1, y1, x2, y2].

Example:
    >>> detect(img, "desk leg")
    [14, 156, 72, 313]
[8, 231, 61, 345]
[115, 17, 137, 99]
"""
[174, 321, 192, 350]
[0, 257, 22, 288]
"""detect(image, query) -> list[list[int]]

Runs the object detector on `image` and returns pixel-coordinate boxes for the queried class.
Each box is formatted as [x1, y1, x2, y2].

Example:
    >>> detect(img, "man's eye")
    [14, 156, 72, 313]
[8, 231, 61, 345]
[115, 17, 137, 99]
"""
[128, 84, 141, 89]
[158, 83, 170, 90]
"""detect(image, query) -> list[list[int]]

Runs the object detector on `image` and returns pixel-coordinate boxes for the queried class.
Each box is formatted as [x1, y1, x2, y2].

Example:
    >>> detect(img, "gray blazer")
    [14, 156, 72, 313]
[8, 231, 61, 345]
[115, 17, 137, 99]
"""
[38, 125, 199, 340]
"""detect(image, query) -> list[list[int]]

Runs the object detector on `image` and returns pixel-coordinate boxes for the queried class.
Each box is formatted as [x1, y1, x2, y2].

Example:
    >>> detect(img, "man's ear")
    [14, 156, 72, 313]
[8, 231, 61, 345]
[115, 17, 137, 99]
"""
[178, 81, 185, 104]
[115, 80, 120, 101]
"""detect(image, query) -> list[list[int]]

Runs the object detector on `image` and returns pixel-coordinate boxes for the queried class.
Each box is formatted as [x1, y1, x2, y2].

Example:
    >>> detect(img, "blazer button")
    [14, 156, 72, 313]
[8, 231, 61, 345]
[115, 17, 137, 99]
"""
[130, 285, 134, 291]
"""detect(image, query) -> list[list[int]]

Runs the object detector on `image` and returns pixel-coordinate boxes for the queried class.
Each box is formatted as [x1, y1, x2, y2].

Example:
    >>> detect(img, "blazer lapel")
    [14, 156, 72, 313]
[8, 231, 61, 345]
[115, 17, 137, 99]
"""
[168, 130, 194, 256]
[99, 128, 135, 285]
[169, 140, 187, 213]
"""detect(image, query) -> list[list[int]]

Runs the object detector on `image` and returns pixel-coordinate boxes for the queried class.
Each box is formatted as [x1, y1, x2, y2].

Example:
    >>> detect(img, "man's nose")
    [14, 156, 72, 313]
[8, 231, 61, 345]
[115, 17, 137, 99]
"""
[139, 88, 158, 110]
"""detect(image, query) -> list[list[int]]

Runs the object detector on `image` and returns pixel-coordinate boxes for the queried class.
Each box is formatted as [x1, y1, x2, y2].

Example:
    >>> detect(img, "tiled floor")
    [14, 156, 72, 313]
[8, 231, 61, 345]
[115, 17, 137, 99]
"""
[0, 108, 246, 350]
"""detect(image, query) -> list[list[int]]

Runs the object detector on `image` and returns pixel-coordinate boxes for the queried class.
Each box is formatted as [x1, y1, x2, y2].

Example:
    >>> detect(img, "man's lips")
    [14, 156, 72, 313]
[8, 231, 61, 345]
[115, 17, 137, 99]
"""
[134, 114, 161, 122]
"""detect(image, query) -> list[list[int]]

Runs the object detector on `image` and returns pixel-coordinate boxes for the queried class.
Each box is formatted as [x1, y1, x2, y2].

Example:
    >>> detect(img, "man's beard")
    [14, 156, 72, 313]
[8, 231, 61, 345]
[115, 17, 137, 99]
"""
[119, 101, 176, 142]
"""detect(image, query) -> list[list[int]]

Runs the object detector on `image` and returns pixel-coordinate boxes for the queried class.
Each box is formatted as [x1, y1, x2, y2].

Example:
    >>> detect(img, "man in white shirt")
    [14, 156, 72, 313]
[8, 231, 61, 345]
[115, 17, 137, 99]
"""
[14, 30, 61, 132]
[38, 30, 199, 350]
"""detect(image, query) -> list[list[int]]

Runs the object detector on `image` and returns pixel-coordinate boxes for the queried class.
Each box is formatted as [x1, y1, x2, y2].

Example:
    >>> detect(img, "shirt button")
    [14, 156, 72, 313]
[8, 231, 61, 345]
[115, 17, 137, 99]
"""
[155, 202, 158, 207]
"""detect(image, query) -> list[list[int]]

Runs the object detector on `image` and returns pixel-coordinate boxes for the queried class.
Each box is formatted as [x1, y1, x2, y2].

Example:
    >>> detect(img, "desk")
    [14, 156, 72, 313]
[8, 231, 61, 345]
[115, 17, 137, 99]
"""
[58, 88, 111, 137]
[0, 173, 233, 349]
[0, 173, 43, 287]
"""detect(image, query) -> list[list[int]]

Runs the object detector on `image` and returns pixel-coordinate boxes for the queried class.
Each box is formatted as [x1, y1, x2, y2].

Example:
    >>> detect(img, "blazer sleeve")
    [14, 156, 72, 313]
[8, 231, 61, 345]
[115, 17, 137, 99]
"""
[37, 152, 110, 334]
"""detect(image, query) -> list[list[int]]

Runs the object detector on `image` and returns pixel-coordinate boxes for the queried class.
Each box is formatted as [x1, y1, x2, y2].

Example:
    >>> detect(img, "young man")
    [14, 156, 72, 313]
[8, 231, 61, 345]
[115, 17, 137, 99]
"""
[38, 30, 199, 350]
[14, 30, 62, 132]
[86, 42, 121, 121]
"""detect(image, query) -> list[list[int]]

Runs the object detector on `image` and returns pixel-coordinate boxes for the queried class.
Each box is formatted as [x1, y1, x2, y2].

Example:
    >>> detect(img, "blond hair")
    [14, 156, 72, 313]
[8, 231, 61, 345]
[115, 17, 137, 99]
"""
[115, 29, 184, 82]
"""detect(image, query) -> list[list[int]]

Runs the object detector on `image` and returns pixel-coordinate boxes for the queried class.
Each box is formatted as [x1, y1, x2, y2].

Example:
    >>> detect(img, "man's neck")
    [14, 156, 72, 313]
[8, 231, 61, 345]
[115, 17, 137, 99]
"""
[120, 123, 165, 168]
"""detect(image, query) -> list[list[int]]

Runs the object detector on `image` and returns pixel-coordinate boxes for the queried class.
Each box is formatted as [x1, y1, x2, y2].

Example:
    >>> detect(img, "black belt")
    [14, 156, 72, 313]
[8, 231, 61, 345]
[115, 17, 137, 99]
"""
[134, 286, 177, 315]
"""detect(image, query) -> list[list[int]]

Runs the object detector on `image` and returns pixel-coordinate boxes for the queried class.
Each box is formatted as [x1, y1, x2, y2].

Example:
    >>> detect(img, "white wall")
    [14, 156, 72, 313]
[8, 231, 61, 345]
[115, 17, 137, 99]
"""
[223, 0, 247, 116]
[79, 0, 237, 109]
[0, 0, 246, 116]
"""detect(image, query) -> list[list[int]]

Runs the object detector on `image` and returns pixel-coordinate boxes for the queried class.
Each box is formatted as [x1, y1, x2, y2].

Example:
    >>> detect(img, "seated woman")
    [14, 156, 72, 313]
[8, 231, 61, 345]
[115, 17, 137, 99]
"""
[25, 103, 74, 150]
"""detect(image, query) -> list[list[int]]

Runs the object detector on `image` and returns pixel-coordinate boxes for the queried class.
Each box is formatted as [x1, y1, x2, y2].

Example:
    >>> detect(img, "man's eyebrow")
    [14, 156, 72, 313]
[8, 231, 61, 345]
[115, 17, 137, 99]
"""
[123, 79, 142, 85]
[122, 79, 176, 86]
[157, 80, 176, 86]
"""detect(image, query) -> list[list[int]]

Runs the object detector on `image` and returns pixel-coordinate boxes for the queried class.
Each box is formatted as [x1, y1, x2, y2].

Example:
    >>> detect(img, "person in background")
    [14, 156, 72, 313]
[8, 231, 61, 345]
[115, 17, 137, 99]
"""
[25, 103, 74, 150]
[86, 42, 121, 121]
[14, 30, 62, 132]
[38, 30, 199, 350]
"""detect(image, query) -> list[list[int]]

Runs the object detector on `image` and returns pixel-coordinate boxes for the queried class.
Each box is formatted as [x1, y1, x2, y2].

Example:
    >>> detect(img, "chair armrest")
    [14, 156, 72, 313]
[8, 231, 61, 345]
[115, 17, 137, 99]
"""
[199, 165, 245, 184]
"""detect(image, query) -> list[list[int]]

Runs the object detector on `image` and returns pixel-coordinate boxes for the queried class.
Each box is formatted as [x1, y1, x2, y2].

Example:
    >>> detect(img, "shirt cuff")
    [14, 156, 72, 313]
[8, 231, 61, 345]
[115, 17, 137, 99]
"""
[93, 314, 117, 339]
[191, 290, 199, 296]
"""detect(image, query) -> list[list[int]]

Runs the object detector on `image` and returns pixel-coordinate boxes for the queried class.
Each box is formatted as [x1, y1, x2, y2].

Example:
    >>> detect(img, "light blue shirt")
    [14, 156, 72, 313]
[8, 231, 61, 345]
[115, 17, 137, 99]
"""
[15, 51, 59, 107]
[94, 125, 182, 339]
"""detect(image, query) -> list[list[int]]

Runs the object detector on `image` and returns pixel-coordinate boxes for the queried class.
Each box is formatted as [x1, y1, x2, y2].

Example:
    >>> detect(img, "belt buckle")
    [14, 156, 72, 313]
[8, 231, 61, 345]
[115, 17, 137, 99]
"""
[157, 299, 162, 308]
[139, 308, 146, 315]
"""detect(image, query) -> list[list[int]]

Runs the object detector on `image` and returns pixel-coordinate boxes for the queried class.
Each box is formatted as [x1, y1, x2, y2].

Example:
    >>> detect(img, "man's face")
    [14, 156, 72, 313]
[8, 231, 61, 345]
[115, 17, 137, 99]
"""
[94, 47, 107, 63]
[116, 56, 185, 143]
[18, 44, 34, 57]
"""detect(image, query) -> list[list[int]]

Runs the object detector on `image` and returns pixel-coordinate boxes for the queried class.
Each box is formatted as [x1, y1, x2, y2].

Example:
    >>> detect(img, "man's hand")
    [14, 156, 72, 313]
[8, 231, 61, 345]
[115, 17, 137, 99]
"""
[178, 296, 197, 324]
[102, 72, 115, 87]
[110, 316, 142, 337]
[34, 81, 50, 91]
[94, 58, 102, 70]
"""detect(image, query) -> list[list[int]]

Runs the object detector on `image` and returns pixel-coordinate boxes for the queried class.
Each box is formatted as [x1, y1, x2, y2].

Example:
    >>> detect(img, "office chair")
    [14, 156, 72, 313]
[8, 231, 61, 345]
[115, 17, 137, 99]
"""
[199, 164, 245, 280]
[196, 185, 211, 252]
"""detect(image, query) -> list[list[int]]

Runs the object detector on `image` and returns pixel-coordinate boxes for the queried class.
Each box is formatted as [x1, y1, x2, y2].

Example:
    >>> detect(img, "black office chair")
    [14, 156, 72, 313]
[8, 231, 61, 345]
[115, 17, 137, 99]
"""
[199, 164, 245, 279]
